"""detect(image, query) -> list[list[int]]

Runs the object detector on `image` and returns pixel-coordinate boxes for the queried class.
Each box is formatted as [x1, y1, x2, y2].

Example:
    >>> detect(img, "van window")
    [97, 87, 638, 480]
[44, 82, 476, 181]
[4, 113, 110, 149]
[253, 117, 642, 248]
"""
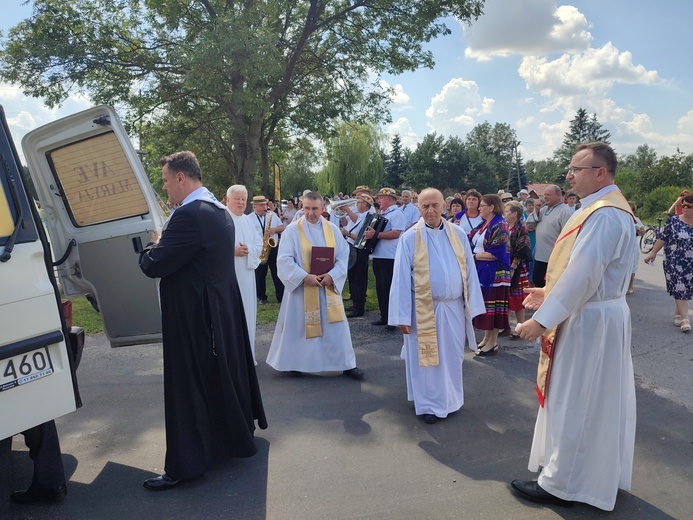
[1, 133, 38, 247]
[46, 131, 149, 227]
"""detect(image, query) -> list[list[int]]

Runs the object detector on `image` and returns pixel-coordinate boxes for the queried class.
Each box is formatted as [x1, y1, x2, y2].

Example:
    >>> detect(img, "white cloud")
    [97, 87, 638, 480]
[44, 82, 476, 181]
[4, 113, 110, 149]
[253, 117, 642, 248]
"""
[614, 110, 693, 156]
[7, 111, 37, 131]
[463, 0, 591, 61]
[518, 43, 661, 104]
[425, 78, 494, 136]
[380, 80, 411, 110]
[678, 109, 693, 132]
[387, 117, 419, 150]
[516, 116, 535, 129]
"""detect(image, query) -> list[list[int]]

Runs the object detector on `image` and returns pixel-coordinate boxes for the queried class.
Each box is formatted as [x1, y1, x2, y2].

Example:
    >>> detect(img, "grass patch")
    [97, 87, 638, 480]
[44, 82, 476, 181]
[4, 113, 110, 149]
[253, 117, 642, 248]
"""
[67, 295, 104, 334]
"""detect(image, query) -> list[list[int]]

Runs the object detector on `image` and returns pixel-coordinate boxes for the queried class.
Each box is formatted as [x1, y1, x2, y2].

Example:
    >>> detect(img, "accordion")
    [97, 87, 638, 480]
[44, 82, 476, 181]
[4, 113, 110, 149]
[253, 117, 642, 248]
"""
[354, 213, 388, 255]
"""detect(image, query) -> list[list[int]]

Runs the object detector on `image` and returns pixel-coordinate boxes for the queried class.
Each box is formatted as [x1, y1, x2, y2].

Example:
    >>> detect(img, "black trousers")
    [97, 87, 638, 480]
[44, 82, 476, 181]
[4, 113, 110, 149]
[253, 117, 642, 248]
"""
[21, 421, 65, 490]
[348, 248, 370, 314]
[372, 257, 395, 323]
[533, 260, 548, 288]
[255, 245, 284, 302]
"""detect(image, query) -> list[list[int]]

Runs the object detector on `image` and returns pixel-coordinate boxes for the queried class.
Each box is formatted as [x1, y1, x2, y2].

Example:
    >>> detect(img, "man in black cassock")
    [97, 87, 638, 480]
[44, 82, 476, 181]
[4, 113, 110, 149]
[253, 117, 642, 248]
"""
[139, 151, 267, 491]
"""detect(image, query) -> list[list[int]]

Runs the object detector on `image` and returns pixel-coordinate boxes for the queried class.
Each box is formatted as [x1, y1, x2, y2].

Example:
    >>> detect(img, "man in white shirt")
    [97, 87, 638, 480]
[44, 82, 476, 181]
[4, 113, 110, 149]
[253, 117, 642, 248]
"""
[400, 189, 420, 229]
[251, 195, 285, 303]
[524, 185, 572, 287]
[365, 188, 406, 331]
[341, 194, 374, 317]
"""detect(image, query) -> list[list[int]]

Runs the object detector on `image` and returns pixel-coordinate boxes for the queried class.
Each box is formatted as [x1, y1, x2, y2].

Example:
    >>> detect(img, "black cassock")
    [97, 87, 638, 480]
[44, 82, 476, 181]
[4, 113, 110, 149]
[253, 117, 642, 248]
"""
[140, 199, 267, 480]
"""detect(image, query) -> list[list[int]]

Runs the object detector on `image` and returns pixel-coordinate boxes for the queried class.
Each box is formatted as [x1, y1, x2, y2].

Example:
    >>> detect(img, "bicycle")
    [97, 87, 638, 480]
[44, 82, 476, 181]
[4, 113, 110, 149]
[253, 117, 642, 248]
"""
[640, 217, 663, 254]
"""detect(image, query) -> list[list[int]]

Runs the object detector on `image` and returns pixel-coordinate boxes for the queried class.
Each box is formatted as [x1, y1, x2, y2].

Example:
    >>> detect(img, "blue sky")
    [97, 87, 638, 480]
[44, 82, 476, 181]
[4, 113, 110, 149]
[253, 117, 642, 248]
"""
[2, 0, 692, 164]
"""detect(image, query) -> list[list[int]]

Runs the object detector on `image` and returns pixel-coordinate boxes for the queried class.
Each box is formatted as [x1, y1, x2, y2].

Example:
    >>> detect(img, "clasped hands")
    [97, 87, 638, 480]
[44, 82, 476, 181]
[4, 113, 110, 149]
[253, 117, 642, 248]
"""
[304, 273, 334, 287]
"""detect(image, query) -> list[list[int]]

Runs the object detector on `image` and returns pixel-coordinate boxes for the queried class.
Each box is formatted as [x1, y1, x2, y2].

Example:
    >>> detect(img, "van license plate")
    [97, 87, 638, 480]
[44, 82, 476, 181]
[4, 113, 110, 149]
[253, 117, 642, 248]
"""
[0, 348, 54, 393]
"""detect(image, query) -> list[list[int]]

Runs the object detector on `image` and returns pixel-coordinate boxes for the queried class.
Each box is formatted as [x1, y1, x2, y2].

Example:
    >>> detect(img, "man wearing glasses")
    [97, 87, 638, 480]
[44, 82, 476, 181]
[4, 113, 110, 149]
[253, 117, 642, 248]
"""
[513, 142, 636, 511]
[525, 184, 572, 287]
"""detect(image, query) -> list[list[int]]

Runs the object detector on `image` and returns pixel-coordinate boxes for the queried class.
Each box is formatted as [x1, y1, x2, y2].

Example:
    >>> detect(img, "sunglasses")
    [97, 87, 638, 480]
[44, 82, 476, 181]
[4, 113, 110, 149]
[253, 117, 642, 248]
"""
[682, 203, 693, 209]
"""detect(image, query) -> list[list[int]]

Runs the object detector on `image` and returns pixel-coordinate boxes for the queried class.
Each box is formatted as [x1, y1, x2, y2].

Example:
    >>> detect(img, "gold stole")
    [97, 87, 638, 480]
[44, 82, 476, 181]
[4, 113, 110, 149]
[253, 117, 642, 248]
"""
[536, 190, 633, 406]
[414, 219, 471, 366]
[297, 217, 345, 339]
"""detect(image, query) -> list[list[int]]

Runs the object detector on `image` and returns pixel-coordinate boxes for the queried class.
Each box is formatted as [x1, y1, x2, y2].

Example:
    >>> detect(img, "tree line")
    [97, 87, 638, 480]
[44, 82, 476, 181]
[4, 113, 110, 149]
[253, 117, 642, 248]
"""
[281, 108, 690, 221]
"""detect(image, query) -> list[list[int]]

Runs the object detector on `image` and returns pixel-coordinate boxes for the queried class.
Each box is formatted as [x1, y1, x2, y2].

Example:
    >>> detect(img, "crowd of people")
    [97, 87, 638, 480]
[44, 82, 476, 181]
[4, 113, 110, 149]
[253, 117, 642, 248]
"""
[13, 144, 691, 515]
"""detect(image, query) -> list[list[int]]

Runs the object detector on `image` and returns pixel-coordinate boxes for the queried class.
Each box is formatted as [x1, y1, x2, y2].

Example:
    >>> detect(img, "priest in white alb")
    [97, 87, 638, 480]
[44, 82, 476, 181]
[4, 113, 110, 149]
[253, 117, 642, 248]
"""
[513, 142, 636, 511]
[389, 188, 485, 424]
[266, 192, 364, 380]
[225, 185, 263, 364]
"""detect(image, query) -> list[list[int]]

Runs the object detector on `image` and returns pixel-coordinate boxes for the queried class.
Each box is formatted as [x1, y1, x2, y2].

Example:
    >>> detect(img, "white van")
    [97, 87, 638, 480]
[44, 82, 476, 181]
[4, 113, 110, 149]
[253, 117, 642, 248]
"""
[1, 105, 165, 441]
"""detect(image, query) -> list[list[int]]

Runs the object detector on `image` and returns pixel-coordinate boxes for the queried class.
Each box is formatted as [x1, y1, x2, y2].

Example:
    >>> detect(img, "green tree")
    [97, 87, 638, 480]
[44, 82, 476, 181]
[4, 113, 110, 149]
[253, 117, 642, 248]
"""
[465, 121, 519, 187]
[553, 108, 611, 168]
[638, 149, 693, 194]
[404, 132, 445, 189]
[384, 134, 406, 187]
[640, 186, 687, 219]
[277, 138, 322, 200]
[525, 158, 564, 184]
[438, 136, 468, 190]
[621, 144, 657, 174]
[1, 0, 485, 194]
[319, 122, 384, 195]
[464, 146, 498, 194]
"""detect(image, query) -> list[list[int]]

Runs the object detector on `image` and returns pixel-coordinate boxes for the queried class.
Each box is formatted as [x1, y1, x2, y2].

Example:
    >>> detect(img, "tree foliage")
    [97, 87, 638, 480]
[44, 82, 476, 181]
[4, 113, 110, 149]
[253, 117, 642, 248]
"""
[0, 0, 484, 195]
[383, 134, 406, 187]
[525, 158, 564, 185]
[319, 122, 384, 196]
[553, 108, 611, 168]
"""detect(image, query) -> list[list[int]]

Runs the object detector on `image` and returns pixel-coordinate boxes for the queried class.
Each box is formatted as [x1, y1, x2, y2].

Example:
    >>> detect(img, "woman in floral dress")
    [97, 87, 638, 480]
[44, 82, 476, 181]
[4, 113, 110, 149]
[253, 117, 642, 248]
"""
[644, 194, 693, 333]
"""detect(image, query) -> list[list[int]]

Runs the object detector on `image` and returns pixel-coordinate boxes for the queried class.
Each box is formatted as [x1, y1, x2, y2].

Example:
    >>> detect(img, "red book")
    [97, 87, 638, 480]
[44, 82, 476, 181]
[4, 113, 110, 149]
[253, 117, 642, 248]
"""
[310, 246, 335, 275]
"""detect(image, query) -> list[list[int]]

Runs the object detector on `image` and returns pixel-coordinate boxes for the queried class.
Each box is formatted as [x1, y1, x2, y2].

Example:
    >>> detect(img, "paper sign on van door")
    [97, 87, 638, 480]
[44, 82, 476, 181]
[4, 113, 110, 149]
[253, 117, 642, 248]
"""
[0, 189, 13, 237]
[47, 132, 149, 227]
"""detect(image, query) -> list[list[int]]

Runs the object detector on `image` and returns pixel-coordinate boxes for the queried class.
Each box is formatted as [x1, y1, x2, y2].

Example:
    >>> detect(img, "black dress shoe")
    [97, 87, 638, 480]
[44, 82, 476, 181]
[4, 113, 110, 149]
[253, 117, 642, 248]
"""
[423, 414, 437, 424]
[143, 474, 181, 491]
[384, 325, 397, 332]
[11, 484, 67, 504]
[475, 345, 499, 357]
[371, 319, 386, 326]
[284, 370, 303, 377]
[510, 480, 574, 507]
[346, 311, 364, 318]
[343, 367, 365, 380]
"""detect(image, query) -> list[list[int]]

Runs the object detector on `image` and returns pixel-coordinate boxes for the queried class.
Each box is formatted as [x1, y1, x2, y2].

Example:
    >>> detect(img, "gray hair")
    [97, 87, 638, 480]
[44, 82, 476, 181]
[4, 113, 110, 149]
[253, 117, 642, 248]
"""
[226, 184, 248, 198]
[401, 190, 412, 197]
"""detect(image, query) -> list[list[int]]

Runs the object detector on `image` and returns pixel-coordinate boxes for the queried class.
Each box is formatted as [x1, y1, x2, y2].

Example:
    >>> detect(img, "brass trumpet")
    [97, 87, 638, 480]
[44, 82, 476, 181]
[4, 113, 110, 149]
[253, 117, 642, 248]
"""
[328, 198, 358, 218]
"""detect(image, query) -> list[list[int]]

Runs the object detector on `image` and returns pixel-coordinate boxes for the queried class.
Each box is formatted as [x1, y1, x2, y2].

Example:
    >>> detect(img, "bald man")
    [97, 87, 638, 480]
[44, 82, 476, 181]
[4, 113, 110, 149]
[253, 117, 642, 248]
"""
[524, 185, 572, 287]
[389, 189, 485, 424]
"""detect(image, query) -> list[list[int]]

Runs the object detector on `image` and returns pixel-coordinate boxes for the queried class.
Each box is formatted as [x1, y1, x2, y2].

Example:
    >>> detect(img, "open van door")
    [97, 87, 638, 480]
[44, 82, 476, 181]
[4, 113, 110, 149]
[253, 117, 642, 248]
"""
[1, 107, 78, 439]
[22, 106, 165, 347]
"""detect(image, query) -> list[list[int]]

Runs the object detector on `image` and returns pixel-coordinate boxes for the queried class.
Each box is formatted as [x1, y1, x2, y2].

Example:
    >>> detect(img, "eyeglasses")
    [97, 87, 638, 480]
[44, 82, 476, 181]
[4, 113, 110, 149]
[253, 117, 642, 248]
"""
[567, 166, 602, 175]
[682, 204, 693, 209]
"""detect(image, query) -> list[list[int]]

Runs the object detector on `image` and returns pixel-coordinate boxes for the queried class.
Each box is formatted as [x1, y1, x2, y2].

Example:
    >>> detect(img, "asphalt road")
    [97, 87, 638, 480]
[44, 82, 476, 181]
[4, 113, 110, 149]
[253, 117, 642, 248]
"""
[2, 248, 692, 519]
